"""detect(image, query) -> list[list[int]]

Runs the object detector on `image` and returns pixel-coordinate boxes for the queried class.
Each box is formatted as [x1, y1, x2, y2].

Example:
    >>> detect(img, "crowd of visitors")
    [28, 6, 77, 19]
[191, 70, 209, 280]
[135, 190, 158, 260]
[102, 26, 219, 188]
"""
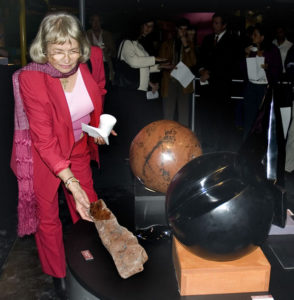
[89, 12, 294, 159]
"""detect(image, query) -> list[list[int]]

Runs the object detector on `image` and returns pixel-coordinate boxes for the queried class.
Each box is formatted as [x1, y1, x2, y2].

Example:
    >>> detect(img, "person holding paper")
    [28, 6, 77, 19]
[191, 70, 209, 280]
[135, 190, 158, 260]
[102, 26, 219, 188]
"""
[10, 12, 116, 299]
[159, 18, 196, 127]
[242, 24, 282, 139]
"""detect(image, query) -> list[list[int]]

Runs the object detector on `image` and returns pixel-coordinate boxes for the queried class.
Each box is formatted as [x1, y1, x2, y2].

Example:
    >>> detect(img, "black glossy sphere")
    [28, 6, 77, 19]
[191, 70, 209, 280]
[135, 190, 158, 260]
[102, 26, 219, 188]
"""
[166, 152, 275, 261]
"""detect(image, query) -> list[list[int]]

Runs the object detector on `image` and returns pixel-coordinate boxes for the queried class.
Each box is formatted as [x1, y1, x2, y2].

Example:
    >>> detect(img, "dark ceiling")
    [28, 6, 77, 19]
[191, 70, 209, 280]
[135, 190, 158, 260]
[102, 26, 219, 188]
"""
[46, 0, 294, 14]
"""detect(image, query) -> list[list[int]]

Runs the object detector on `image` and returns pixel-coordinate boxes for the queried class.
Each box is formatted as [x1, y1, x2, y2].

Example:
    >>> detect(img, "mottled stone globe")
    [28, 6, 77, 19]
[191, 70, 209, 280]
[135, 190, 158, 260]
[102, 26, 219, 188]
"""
[129, 120, 202, 194]
[166, 152, 275, 261]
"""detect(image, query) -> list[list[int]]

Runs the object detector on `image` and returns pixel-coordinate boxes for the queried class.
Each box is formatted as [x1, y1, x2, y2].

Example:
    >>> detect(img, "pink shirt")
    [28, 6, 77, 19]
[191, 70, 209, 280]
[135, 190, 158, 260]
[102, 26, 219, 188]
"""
[64, 68, 94, 141]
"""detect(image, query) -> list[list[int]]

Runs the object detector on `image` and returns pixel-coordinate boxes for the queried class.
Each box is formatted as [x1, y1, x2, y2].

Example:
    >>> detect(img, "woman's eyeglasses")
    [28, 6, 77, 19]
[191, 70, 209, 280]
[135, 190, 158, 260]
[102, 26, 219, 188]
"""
[48, 49, 80, 60]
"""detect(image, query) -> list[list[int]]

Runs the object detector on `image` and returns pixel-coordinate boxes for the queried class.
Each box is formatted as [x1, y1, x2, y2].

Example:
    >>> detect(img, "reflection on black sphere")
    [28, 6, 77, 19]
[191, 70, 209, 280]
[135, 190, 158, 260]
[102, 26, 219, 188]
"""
[166, 152, 275, 261]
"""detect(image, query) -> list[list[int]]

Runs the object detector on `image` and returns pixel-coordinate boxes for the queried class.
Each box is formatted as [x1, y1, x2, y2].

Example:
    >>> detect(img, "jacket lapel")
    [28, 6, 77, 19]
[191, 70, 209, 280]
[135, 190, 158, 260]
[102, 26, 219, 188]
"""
[80, 63, 101, 127]
[46, 75, 74, 134]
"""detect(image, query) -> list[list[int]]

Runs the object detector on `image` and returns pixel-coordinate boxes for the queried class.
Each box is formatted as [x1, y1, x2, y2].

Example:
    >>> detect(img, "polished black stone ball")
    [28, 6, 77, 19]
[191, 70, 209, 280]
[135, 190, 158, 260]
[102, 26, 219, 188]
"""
[166, 152, 275, 261]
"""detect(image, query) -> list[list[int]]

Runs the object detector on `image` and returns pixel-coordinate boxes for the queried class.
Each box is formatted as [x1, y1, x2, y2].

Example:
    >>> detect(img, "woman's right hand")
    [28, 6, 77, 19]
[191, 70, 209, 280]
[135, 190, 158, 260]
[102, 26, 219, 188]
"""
[68, 182, 93, 222]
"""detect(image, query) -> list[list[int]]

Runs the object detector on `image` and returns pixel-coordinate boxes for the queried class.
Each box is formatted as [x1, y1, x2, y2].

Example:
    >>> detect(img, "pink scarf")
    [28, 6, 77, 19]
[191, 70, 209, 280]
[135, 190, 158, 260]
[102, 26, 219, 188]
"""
[11, 62, 79, 237]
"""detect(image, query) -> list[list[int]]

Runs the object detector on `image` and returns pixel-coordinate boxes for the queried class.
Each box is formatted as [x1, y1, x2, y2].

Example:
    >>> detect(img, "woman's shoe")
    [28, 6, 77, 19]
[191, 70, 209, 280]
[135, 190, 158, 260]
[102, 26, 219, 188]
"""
[52, 277, 68, 300]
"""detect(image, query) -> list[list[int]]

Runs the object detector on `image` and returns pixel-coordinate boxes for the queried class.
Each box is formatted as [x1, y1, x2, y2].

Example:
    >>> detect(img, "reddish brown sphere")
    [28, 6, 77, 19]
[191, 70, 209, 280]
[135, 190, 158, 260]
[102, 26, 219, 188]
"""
[129, 120, 202, 194]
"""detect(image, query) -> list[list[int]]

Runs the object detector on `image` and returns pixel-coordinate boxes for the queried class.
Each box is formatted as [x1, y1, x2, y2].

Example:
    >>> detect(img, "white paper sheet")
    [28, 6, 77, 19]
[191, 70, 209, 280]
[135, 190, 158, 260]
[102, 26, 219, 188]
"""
[170, 61, 195, 88]
[82, 123, 109, 144]
[146, 90, 159, 100]
[246, 57, 267, 83]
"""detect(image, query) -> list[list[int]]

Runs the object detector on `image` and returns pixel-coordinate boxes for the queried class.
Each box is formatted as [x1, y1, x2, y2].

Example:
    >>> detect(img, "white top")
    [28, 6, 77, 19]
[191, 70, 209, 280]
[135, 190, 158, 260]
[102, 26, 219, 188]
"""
[246, 56, 268, 85]
[64, 69, 94, 121]
[215, 30, 226, 43]
[272, 39, 293, 72]
[120, 40, 160, 91]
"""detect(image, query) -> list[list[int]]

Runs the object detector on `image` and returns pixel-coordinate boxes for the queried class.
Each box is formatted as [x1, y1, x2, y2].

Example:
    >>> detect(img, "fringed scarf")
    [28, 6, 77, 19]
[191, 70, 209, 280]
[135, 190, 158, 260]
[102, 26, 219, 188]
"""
[11, 62, 79, 237]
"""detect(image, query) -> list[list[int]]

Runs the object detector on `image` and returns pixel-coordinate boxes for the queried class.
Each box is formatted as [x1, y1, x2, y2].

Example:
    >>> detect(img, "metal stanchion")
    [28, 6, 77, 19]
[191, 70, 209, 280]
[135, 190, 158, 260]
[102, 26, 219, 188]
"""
[19, 0, 27, 66]
[191, 78, 196, 132]
[189, 77, 293, 133]
[79, 0, 85, 28]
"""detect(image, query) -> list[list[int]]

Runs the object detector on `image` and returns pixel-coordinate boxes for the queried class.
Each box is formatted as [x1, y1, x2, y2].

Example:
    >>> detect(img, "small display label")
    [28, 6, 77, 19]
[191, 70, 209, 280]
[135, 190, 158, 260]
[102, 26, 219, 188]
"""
[81, 250, 94, 261]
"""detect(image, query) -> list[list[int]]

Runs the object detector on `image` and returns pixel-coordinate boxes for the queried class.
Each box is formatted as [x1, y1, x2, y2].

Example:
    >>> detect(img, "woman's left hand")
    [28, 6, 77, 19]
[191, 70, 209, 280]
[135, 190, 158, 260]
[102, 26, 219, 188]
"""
[93, 130, 117, 145]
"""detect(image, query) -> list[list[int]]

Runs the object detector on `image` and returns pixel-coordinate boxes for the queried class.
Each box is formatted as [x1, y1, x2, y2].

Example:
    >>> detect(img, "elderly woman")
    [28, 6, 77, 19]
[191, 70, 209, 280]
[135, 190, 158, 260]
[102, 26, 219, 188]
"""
[10, 12, 114, 299]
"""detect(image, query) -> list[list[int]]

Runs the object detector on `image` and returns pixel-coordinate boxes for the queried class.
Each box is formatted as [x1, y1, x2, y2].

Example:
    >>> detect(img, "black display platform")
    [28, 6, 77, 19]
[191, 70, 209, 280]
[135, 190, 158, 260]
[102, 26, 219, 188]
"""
[64, 219, 294, 300]
[268, 235, 294, 269]
[134, 177, 166, 229]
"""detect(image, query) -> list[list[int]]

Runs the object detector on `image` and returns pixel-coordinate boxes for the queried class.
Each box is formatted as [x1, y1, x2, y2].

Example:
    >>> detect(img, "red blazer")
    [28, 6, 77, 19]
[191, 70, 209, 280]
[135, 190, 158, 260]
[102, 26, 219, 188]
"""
[17, 47, 105, 202]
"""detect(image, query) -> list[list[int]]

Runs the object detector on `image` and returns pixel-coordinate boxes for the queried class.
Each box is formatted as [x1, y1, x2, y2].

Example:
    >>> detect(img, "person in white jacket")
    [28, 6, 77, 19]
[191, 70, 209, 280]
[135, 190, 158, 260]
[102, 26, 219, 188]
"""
[114, 20, 167, 157]
[120, 39, 163, 91]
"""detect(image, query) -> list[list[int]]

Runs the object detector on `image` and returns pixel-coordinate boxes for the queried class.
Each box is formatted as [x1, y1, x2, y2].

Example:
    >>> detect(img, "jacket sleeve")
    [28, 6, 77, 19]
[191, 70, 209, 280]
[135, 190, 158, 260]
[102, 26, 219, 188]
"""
[266, 46, 283, 85]
[19, 71, 70, 175]
[182, 42, 197, 68]
[121, 40, 156, 68]
[150, 64, 160, 73]
[103, 31, 116, 58]
[197, 35, 211, 70]
[90, 46, 106, 96]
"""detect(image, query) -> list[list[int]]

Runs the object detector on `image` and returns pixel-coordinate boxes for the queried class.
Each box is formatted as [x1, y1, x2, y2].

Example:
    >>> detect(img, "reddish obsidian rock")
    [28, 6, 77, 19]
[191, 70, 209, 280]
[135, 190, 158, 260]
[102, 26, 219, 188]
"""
[129, 120, 202, 194]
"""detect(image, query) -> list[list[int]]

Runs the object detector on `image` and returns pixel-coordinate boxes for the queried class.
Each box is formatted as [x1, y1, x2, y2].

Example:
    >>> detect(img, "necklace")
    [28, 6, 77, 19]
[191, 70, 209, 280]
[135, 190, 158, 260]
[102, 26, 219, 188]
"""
[60, 78, 69, 90]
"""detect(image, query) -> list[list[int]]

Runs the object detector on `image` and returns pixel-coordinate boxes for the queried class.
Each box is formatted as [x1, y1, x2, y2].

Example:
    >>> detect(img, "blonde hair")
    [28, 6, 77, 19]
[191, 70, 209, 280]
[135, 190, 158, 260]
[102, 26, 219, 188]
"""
[30, 12, 91, 63]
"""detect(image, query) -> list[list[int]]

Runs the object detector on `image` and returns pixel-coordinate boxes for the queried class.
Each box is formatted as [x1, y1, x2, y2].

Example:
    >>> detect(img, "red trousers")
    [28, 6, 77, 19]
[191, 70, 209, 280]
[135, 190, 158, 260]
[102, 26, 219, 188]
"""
[34, 136, 98, 277]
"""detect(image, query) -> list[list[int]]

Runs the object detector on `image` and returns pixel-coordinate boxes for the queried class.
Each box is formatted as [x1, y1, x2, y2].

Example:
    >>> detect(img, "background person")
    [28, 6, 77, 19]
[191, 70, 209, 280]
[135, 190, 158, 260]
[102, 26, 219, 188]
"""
[198, 13, 240, 101]
[159, 18, 197, 127]
[272, 26, 293, 108]
[87, 13, 116, 86]
[242, 24, 283, 140]
[272, 26, 293, 74]
[114, 19, 167, 158]
[11, 12, 115, 299]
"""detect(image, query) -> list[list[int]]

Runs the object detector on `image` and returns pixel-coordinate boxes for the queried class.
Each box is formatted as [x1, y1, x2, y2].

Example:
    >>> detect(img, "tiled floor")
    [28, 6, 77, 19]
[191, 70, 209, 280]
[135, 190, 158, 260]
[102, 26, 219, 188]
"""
[1, 95, 294, 299]
[0, 236, 56, 300]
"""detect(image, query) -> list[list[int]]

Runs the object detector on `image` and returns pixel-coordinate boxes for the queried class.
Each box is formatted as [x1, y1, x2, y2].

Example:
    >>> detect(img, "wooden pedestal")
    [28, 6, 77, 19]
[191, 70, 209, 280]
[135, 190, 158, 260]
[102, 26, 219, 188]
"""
[172, 238, 271, 296]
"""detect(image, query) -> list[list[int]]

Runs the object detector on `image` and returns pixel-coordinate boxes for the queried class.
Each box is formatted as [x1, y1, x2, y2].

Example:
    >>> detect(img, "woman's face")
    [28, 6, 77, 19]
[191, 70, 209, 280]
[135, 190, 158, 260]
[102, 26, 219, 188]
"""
[251, 29, 264, 45]
[141, 22, 154, 37]
[46, 38, 80, 73]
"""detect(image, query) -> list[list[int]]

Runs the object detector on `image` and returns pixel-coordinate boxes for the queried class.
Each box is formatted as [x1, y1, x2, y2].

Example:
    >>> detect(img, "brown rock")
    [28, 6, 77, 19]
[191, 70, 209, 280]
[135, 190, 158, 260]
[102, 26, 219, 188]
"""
[90, 200, 148, 279]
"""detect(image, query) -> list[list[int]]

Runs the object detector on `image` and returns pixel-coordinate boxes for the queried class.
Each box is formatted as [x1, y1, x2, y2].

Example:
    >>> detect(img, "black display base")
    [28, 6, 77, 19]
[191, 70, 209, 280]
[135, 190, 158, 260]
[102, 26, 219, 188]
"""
[133, 178, 166, 229]
[67, 268, 100, 300]
[64, 220, 294, 300]
[268, 235, 294, 269]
